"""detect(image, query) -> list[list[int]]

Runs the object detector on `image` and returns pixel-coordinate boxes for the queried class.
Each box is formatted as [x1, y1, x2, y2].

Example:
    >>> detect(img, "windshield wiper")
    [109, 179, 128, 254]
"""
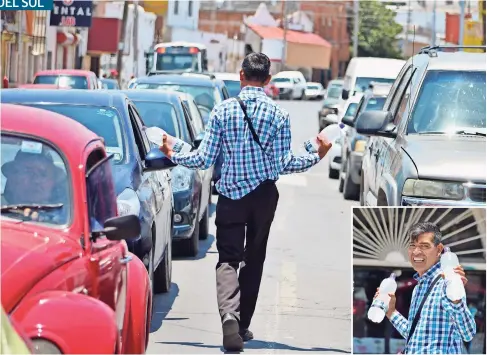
[418, 130, 486, 137]
[1, 203, 64, 213]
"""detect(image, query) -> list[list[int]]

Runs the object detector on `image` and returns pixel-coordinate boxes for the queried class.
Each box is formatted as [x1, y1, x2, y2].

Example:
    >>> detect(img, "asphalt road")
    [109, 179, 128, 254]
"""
[148, 100, 358, 354]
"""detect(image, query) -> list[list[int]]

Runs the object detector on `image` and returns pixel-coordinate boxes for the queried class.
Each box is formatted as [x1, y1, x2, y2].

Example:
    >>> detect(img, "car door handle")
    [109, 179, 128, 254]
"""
[374, 150, 380, 159]
[369, 145, 373, 154]
[120, 255, 133, 264]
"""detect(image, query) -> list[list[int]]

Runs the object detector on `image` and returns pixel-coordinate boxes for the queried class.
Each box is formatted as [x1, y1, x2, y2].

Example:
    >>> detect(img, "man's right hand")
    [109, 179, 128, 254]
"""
[316, 136, 332, 159]
[374, 287, 397, 319]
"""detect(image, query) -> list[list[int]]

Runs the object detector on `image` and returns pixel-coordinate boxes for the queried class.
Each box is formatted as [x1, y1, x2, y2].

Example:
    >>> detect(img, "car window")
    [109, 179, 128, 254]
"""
[134, 83, 219, 110]
[365, 96, 387, 111]
[389, 67, 413, 116]
[344, 102, 358, 118]
[327, 86, 342, 99]
[130, 105, 151, 153]
[223, 80, 241, 97]
[353, 97, 366, 122]
[128, 105, 149, 159]
[354, 77, 396, 94]
[26, 104, 126, 164]
[271, 77, 291, 83]
[1, 134, 71, 226]
[384, 64, 411, 111]
[34, 75, 89, 89]
[181, 103, 196, 141]
[86, 153, 118, 232]
[132, 100, 181, 139]
[222, 86, 230, 100]
[408, 70, 486, 134]
[183, 99, 205, 135]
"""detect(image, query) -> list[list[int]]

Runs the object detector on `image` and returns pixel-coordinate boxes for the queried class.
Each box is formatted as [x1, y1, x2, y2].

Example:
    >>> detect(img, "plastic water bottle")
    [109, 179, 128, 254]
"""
[304, 123, 345, 153]
[367, 273, 397, 323]
[145, 126, 192, 154]
[441, 247, 466, 301]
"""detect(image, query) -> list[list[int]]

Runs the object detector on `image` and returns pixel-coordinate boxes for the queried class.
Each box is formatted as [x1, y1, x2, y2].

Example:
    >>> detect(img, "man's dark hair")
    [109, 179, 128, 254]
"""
[408, 222, 442, 245]
[241, 53, 271, 83]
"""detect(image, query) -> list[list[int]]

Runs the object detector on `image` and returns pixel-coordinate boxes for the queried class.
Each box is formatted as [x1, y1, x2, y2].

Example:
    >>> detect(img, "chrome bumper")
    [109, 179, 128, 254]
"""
[401, 196, 486, 207]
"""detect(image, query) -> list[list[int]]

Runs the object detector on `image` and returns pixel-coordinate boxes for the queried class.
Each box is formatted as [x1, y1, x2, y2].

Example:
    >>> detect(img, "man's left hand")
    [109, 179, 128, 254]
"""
[441, 265, 468, 304]
[159, 134, 173, 158]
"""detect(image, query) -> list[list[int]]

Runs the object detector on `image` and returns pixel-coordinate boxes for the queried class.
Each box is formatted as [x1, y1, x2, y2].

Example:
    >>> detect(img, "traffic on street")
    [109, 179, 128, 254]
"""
[1, 0, 486, 354]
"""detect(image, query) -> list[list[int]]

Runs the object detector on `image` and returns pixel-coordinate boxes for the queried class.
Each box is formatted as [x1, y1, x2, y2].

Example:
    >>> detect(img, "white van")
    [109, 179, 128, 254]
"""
[270, 71, 307, 100]
[339, 57, 406, 109]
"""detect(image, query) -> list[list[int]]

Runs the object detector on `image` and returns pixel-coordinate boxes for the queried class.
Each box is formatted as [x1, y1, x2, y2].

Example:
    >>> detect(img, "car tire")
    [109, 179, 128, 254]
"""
[147, 248, 155, 314]
[343, 160, 360, 200]
[154, 238, 172, 294]
[199, 205, 209, 240]
[181, 214, 199, 257]
[329, 166, 339, 179]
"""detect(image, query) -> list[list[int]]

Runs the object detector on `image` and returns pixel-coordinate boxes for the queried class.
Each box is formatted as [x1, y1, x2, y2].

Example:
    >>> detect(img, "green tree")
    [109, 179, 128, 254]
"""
[350, 0, 404, 59]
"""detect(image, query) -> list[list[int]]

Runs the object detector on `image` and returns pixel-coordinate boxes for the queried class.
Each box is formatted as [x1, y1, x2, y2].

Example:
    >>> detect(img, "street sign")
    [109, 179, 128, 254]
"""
[50, 0, 93, 28]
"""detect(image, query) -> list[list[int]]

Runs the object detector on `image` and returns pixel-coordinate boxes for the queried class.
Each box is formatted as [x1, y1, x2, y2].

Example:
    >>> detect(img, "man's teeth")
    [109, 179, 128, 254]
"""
[413, 258, 424, 262]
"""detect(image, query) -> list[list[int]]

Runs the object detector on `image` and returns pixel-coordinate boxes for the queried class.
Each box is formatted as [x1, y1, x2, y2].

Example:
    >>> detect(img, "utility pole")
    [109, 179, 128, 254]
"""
[405, 0, 412, 48]
[17, 10, 24, 84]
[133, 1, 139, 77]
[116, 1, 130, 88]
[459, 0, 465, 47]
[281, 0, 287, 71]
[352, 0, 359, 57]
[431, 0, 437, 46]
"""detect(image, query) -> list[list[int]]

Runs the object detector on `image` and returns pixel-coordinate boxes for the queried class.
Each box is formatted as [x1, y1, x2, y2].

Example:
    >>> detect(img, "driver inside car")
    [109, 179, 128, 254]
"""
[1, 149, 68, 224]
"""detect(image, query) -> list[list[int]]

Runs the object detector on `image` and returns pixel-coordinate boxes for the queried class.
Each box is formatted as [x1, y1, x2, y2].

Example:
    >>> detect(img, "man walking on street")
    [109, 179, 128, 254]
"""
[375, 222, 476, 354]
[159, 53, 331, 351]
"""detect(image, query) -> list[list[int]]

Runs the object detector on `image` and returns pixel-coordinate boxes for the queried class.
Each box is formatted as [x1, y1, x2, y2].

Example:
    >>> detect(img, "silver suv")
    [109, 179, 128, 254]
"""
[356, 46, 486, 206]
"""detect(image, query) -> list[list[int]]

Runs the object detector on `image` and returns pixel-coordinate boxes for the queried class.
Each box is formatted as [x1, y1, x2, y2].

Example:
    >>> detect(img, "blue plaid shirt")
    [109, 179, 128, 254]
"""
[170, 86, 320, 199]
[390, 262, 476, 354]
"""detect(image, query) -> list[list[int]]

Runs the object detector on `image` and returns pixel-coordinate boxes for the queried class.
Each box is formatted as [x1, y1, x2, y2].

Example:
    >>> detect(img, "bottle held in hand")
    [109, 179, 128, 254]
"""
[367, 273, 397, 323]
[304, 123, 345, 153]
[441, 246, 466, 301]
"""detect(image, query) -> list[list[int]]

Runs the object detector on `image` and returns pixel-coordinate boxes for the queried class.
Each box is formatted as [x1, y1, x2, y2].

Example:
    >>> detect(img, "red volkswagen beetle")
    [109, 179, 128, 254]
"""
[1, 104, 152, 354]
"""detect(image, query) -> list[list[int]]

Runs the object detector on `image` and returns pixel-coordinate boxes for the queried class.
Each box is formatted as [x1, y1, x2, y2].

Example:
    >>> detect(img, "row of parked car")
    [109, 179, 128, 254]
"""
[1, 69, 248, 353]
[322, 46, 486, 207]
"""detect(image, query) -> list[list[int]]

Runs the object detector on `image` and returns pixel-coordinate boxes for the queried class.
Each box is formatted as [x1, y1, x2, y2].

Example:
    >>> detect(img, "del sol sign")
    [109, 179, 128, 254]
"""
[50, 0, 93, 28]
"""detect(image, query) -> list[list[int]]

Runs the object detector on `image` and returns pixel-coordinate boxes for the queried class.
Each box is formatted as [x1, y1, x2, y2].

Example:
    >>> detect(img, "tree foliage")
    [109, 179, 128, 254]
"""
[350, 0, 404, 59]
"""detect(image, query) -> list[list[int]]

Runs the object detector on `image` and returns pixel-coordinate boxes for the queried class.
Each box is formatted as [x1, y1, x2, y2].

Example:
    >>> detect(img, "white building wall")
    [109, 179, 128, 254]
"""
[166, 0, 200, 30]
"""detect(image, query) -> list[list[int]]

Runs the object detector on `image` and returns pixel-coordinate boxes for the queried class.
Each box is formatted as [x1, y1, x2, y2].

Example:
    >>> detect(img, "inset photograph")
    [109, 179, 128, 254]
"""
[353, 207, 486, 354]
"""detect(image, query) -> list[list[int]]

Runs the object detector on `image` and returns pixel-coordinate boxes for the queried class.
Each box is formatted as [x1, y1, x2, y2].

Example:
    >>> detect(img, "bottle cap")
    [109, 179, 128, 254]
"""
[389, 273, 396, 279]
[339, 123, 345, 129]
[444, 246, 451, 253]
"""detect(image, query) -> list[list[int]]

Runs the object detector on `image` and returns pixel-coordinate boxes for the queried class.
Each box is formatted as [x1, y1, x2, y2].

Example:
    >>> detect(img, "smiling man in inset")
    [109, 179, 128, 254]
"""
[376, 222, 476, 354]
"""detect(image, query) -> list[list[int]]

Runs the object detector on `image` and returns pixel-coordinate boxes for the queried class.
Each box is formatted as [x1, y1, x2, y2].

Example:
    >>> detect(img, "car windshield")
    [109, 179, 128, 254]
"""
[134, 83, 221, 110]
[223, 80, 241, 97]
[1, 134, 71, 226]
[102, 80, 118, 90]
[156, 53, 198, 71]
[355, 77, 395, 93]
[327, 86, 342, 99]
[34, 75, 88, 89]
[307, 85, 321, 90]
[132, 101, 181, 138]
[407, 70, 486, 135]
[365, 97, 386, 111]
[271, 77, 291, 83]
[27, 104, 126, 164]
[344, 103, 359, 117]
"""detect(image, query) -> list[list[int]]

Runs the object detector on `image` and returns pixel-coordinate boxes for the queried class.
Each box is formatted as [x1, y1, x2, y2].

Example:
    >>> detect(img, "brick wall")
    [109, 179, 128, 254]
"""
[299, 1, 351, 82]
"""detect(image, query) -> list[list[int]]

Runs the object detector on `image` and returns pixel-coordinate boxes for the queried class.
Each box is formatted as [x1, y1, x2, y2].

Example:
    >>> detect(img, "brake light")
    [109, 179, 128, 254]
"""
[156, 47, 166, 54]
[189, 47, 199, 54]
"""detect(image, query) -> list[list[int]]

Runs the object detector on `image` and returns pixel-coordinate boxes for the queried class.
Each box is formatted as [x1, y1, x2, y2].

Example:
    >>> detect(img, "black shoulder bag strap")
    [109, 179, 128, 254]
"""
[236, 97, 265, 153]
[406, 274, 442, 346]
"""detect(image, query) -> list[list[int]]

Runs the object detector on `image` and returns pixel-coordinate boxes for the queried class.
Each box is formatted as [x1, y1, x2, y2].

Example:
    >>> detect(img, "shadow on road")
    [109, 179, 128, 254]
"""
[156, 341, 350, 354]
[209, 201, 217, 217]
[174, 233, 215, 261]
[150, 283, 180, 333]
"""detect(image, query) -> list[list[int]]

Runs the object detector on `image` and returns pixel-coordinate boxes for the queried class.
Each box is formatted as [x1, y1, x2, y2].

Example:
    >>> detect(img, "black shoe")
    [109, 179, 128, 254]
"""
[222, 314, 243, 351]
[239, 329, 254, 342]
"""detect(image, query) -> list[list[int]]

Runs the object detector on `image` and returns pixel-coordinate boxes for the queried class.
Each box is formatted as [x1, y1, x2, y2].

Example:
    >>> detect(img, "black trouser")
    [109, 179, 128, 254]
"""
[215, 180, 279, 330]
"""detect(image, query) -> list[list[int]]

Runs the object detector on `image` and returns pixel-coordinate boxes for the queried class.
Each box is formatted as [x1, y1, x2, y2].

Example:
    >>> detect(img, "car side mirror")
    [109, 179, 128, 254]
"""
[355, 110, 397, 138]
[102, 215, 141, 241]
[193, 132, 205, 148]
[341, 115, 354, 128]
[342, 89, 349, 100]
[144, 147, 177, 171]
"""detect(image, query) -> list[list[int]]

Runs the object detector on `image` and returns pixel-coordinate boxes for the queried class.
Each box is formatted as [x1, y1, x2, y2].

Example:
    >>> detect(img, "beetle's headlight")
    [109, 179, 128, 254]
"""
[403, 179, 465, 200]
[31, 339, 62, 354]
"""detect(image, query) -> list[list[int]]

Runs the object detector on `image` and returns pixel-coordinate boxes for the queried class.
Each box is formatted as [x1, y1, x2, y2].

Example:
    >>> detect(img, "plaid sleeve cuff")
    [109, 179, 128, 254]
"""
[303, 139, 317, 153]
[172, 140, 184, 153]
[444, 296, 468, 312]
[390, 310, 402, 323]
